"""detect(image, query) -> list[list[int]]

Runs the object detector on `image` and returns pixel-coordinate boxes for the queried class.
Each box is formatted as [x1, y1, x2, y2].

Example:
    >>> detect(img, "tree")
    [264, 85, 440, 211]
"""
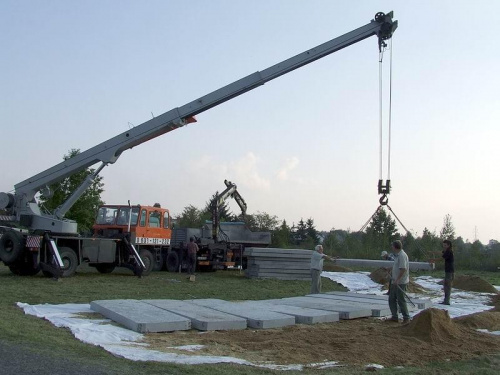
[305, 218, 319, 245]
[271, 220, 292, 248]
[293, 219, 307, 245]
[439, 214, 456, 241]
[175, 205, 206, 228]
[364, 208, 399, 256]
[204, 192, 232, 223]
[38, 149, 104, 233]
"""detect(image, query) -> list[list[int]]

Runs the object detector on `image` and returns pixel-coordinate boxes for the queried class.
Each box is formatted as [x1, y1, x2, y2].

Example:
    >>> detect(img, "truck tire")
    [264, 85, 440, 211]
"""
[8, 256, 40, 276]
[95, 263, 116, 274]
[166, 251, 179, 272]
[139, 249, 154, 276]
[0, 230, 24, 265]
[59, 247, 78, 277]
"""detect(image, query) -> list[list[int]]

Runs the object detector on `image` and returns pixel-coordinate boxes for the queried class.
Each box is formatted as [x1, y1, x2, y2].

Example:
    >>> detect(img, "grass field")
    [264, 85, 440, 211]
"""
[1, 263, 499, 374]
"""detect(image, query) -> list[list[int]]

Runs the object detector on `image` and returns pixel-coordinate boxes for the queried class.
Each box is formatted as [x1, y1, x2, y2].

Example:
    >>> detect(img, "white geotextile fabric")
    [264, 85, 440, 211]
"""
[321, 272, 497, 318]
[17, 272, 498, 368]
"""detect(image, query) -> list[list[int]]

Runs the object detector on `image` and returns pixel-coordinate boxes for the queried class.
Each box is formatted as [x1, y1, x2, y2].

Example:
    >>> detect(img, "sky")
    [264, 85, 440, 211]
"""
[1, 1, 499, 244]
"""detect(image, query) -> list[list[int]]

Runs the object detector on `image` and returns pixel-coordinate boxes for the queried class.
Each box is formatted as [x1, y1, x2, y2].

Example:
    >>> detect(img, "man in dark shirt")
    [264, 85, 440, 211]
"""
[441, 240, 454, 305]
[186, 237, 199, 275]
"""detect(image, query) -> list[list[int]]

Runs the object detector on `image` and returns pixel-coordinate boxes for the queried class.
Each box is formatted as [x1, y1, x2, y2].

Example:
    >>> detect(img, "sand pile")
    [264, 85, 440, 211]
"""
[403, 308, 463, 343]
[369, 268, 425, 293]
[452, 275, 498, 293]
[454, 311, 500, 331]
[369, 267, 390, 284]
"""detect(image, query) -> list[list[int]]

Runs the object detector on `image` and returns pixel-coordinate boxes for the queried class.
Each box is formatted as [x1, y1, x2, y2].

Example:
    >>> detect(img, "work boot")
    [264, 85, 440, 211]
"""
[402, 318, 410, 324]
[439, 301, 450, 305]
[387, 317, 399, 322]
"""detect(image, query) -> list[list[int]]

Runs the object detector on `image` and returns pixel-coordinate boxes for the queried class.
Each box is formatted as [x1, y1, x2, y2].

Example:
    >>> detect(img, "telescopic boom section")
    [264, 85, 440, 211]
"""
[0, 12, 397, 233]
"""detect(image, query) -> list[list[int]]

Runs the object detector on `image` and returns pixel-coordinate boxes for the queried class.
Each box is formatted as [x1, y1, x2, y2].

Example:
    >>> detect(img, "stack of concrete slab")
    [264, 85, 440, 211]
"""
[244, 248, 313, 280]
[334, 258, 434, 271]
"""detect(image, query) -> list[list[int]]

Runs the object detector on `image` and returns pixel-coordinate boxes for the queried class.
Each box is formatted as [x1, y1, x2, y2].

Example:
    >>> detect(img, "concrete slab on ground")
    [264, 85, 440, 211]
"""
[90, 299, 191, 333]
[143, 299, 247, 331]
[334, 258, 434, 271]
[324, 291, 433, 309]
[236, 301, 340, 324]
[306, 294, 394, 317]
[189, 299, 296, 329]
[265, 297, 372, 320]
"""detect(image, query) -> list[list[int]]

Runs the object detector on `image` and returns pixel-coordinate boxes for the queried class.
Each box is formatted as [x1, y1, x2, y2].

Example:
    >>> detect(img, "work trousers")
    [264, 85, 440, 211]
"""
[444, 272, 454, 304]
[187, 253, 196, 275]
[389, 282, 409, 320]
[310, 269, 322, 294]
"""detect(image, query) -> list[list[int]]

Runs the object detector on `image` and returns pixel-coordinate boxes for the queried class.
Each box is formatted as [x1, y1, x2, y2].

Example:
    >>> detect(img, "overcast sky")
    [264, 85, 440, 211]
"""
[1, 1, 499, 244]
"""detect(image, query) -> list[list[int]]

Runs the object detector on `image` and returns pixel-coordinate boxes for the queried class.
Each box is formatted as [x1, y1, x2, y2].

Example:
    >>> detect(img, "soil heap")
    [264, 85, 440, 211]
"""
[369, 267, 425, 293]
[452, 274, 498, 293]
[403, 308, 462, 343]
[454, 311, 500, 331]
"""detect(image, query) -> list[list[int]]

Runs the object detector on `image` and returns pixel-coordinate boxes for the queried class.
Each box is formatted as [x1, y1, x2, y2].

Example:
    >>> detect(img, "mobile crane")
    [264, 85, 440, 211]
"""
[0, 12, 397, 277]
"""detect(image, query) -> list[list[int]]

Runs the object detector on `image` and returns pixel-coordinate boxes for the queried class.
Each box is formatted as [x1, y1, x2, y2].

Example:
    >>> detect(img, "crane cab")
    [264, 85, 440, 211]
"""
[93, 204, 172, 246]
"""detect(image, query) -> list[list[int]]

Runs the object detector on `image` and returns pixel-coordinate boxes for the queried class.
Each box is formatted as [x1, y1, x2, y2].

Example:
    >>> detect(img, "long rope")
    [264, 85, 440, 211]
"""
[378, 50, 384, 181]
[387, 38, 393, 180]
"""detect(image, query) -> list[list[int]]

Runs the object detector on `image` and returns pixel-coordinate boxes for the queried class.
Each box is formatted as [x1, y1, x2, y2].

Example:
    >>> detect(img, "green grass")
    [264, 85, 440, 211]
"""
[1, 263, 499, 374]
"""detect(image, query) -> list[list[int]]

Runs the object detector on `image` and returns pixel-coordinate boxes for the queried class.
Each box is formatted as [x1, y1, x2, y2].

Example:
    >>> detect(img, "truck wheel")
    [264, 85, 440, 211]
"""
[139, 249, 154, 276]
[95, 263, 116, 274]
[59, 247, 78, 277]
[0, 230, 24, 265]
[9, 257, 40, 276]
[166, 251, 179, 272]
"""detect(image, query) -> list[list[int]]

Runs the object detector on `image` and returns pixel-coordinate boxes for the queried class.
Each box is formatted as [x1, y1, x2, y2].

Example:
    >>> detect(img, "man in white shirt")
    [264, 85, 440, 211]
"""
[388, 240, 410, 323]
[310, 245, 337, 294]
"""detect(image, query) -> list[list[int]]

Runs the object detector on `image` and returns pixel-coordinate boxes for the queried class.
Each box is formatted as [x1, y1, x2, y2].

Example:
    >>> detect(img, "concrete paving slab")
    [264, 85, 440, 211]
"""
[246, 302, 340, 324]
[189, 299, 296, 329]
[90, 299, 191, 333]
[325, 292, 433, 309]
[306, 294, 394, 317]
[266, 297, 372, 320]
[143, 300, 247, 331]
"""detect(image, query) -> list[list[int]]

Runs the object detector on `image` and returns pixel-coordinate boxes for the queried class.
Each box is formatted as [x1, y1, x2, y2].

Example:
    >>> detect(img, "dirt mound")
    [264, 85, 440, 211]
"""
[454, 311, 500, 331]
[144, 311, 500, 368]
[452, 275, 498, 293]
[370, 268, 390, 284]
[403, 308, 463, 343]
[369, 268, 425, 293]
[323, 264, 352, 272]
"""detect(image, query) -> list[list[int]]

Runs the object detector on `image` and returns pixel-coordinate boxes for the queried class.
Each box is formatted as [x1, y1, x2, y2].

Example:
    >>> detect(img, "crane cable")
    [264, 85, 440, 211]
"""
[359, 36, 410, 234]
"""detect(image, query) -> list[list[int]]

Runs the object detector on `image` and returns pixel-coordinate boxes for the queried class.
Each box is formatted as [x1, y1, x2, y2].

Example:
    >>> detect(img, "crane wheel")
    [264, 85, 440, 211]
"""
[166, 251, 179, 272]
[59, 247, 78, 277]
[95, 263, 116, 274]
[139, 249, 154, 276]
[0, 230, 25, 265]
[8, 255, 40, 276]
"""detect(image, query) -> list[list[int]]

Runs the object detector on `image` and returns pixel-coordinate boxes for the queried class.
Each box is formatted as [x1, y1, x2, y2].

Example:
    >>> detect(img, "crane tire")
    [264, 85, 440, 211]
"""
[59, 247, 78, 277]
[166, 251, 179, 273]
[139, 249, 154, 276]
[95, 263, 116, 274]
[0, 230, 25, 265]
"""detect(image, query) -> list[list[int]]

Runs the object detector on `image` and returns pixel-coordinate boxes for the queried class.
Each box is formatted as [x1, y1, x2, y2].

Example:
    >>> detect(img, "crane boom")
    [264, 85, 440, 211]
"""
[0, 11, 397, 234]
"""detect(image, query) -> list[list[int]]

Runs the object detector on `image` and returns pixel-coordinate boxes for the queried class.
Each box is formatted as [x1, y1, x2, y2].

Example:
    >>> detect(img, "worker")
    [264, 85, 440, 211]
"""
[441, 240, 455, 305]
[310, 244, 337, 294]
[381, 250, 395, 295]
[186, 237, 198, 276]
[387, 240, 410, 323]
[381, 250, 395, 261]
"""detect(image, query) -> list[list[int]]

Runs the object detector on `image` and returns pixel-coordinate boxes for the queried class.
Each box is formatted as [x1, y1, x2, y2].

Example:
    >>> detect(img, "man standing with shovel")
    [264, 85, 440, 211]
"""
[388, 240, 411, 323]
